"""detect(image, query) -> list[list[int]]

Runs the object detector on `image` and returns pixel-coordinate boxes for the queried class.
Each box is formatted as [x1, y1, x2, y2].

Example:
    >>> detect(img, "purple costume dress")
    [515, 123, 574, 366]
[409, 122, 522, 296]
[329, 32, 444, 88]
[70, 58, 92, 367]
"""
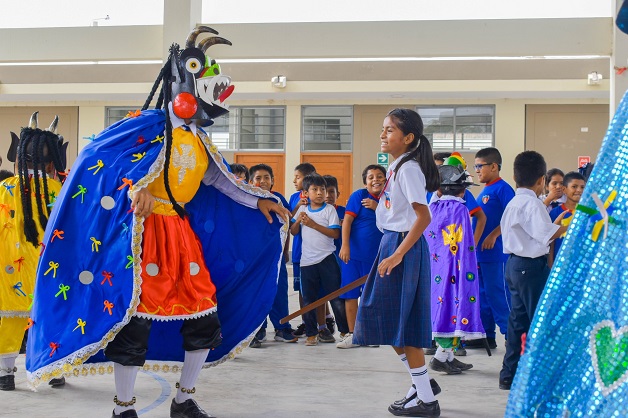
[425, 196, 485, 341]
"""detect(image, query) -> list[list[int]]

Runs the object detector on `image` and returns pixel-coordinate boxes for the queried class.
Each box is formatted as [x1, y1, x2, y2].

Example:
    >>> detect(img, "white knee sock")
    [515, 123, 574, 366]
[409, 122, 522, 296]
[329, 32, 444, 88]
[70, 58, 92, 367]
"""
[398, 353, 416, 398]
[434, 347, 451, 362]
[0, 356, 17, 377]
[447, 349, 455, 361]
[404, 366, 436, 407]
[114, 364, 139, 414]
[175, 349, 209, 404]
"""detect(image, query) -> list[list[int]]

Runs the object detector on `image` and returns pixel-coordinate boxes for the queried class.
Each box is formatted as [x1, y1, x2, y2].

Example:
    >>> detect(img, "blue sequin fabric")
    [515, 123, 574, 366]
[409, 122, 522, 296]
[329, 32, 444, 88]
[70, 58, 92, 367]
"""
[506, 92, 628, 416]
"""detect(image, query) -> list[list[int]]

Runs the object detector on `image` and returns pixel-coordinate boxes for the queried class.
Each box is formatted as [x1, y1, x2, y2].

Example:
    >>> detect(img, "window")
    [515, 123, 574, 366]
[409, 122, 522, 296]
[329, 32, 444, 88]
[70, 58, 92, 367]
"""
[105, 107, 138, 127]
[417, 106, 495, 151]
[302, 106, 353, 151]
[205, 107, 285, 151]
[106, 106, 286, 151]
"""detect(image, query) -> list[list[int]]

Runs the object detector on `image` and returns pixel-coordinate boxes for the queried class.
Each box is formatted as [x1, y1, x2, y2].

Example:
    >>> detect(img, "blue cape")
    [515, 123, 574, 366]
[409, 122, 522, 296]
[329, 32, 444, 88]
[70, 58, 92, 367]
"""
[26, 110, 285, 385]
[506, 92, 628, 415]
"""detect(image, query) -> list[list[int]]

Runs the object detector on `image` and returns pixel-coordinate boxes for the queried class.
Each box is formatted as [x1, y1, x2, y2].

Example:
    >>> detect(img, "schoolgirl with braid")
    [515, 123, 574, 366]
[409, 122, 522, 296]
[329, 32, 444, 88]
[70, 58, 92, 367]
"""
[0, 113, 67, 391]
[353, 108, 442, 417]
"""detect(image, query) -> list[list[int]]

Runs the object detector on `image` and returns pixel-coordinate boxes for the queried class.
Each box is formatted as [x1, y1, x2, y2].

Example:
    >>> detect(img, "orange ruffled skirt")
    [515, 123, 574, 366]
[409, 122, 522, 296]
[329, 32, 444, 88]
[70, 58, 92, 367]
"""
[137, 213, 217, 319]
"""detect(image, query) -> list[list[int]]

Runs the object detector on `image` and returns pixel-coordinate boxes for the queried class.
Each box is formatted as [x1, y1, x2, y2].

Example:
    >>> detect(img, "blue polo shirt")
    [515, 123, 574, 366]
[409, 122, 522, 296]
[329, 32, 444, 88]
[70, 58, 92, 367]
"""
[289, 191, 304, 263]
[344, 188, 383, 262]
[333, 204, 345, 256]
[272, 190, 290, 261]
[549, 203, 573, 259]
[473, 178, 515, 262]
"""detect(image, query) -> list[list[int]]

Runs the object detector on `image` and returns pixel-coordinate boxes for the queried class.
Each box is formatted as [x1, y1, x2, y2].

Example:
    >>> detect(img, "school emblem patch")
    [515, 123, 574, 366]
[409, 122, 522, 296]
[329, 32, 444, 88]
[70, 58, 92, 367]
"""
[482, 195, 490, 204]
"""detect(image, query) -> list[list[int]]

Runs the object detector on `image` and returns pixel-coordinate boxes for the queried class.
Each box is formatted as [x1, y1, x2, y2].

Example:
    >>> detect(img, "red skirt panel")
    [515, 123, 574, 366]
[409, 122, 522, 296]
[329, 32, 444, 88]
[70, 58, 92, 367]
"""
[137, 213, 217, 318]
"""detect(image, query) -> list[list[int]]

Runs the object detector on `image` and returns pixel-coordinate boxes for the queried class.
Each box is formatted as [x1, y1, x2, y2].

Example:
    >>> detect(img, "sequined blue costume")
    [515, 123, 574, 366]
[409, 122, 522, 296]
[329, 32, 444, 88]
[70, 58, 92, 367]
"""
[505, 91, 628, 416]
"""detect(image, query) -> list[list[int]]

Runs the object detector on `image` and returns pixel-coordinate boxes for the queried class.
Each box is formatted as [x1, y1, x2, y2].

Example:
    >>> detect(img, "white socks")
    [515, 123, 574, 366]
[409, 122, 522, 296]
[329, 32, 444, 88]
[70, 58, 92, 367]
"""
[0, 356, 17, 376]
[398, 353, 416, 399]
[434, 347, 452, 362]
[409, 366, 436, 404]
[448, 349, 455, 362]
[175, 349, 209, 404]
[114, 364, 139, 414]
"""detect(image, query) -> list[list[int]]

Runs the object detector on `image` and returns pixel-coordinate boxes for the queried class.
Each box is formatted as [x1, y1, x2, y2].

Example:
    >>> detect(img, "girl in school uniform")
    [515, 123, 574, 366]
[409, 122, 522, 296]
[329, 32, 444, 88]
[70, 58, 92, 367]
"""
[353, 108, 441, 417]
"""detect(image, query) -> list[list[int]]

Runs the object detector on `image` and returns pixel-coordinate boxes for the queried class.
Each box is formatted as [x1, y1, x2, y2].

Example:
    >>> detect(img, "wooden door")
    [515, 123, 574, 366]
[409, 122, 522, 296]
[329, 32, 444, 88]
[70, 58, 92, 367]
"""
[301, 153, 353, 206]
[234, 153, 286, 195]
[525, 104, 608, 172]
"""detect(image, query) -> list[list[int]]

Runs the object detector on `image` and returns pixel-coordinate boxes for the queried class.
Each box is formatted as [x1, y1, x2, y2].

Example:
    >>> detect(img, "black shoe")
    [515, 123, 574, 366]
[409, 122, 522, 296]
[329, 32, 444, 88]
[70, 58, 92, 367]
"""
[499, 378, 512, 390]
[49, 376, 66, 387]
[393, 378, 441, 407]
[487, 337, 497, 349]
[430, 378, 441, 396]
[249, 337, 262, 348]
[111, 409, 139, 418]
[170, 398, 215, 418]
[393, 385, 417, 407]
[292, 323, 306, 338]
[448, 358, 473, 371]
[326, 317, 336, 334]
[0, 375, 15, 391]
[388, 400, 441, 417]
[429, 358, 461, 375]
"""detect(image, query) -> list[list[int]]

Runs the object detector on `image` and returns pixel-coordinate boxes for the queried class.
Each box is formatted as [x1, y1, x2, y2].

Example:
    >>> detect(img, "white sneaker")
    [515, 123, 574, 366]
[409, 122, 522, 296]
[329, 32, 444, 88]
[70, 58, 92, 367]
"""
[336, 333, 359, 349]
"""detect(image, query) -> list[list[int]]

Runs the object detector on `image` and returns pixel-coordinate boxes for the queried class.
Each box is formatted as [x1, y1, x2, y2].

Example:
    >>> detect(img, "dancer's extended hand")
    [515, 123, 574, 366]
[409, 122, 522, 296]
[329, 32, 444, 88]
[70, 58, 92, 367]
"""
[258, 199, 291, 224]
[131, 188, 155, 218]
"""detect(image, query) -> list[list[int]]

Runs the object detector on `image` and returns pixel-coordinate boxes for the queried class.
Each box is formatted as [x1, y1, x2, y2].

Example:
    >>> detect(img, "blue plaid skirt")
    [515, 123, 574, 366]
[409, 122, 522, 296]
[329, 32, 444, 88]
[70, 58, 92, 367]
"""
[353, 230, 432, 347]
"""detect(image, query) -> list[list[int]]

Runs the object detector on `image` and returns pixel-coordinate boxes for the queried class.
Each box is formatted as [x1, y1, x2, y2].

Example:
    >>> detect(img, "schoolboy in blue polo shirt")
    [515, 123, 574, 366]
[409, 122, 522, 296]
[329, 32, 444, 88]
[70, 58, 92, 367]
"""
[472, 147, 515, 349]
[549, 171, 586, 265]
[498, 151, 567, 390]
[337, 164, 386, 349]
[247, 164, 298, 347]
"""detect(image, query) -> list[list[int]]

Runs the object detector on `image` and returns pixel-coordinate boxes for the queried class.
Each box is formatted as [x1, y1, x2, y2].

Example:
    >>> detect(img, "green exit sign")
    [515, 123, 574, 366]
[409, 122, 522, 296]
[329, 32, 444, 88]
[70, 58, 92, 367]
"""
[377, 152, 389, 168]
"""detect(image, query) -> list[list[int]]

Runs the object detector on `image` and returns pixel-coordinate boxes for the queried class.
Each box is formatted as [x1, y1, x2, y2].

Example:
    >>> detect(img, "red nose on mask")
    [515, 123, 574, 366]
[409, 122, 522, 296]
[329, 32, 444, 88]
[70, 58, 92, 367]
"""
[173, 92, 198, 119]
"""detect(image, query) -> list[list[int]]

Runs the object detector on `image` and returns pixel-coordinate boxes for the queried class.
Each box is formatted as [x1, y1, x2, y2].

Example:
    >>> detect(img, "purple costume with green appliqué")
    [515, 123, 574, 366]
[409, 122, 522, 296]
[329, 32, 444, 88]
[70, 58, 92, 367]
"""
[425, 196, 485, 341]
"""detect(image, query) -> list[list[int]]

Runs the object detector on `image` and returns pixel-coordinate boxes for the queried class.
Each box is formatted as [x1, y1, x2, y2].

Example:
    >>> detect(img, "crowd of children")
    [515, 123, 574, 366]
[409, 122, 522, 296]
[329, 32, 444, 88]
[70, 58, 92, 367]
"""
[1, 108, 590, 418]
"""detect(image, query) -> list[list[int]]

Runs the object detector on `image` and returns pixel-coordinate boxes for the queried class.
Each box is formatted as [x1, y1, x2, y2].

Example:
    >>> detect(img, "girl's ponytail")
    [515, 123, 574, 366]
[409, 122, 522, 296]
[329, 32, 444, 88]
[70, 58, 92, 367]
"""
[388, 109, 440, 192]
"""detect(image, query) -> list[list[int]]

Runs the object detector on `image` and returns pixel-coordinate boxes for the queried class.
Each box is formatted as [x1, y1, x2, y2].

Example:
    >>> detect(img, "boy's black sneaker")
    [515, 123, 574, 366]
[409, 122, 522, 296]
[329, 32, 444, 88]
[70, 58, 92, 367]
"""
[170, 398, 215, 418]
[388, 400, 441, 417]
[0, 375, 15, 391]
[448, 358, 473, 371]
[255, 328, 267, 342]
[249, 337, 262, 348]
[499, 378, 512, 390]
[292, 323, 306, 338]
[318, 328, 336, 343]
[326, 317, 336, 334]
[429, 358, 461, 375]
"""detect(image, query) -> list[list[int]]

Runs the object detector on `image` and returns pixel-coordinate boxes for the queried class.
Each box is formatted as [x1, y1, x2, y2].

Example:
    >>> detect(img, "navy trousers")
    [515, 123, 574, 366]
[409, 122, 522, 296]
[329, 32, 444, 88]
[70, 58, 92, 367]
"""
[500, 254, 549, 381]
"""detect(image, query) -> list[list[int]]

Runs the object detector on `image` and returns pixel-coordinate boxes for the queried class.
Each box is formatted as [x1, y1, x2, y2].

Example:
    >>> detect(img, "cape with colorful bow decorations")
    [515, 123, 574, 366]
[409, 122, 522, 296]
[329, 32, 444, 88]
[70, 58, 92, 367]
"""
[505, 91, 628, 416]
[25, 109, 286, 386]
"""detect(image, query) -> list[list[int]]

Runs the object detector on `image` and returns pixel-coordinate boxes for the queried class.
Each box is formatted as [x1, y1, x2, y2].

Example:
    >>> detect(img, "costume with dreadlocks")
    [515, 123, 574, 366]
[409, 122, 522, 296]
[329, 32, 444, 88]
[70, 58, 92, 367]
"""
[26, 28, 287, 418]
[0, 113, 67, 391]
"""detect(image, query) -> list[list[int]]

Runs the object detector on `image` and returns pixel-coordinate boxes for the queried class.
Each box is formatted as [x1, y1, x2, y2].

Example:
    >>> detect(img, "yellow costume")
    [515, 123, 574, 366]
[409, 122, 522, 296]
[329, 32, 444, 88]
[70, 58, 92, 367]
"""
[0, 176, 62, 356]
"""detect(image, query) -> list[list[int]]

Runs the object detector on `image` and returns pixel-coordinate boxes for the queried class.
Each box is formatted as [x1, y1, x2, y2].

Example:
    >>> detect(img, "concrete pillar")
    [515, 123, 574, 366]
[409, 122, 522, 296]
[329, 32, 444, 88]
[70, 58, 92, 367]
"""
[284, 105, 302, 195]
[611, 0, 628, 114]
[162, 0, 202, 59]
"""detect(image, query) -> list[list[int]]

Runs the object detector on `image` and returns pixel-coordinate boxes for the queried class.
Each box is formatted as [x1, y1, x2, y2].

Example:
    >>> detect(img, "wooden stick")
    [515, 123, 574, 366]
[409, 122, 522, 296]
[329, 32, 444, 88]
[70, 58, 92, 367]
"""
[279, 274, 368, 324]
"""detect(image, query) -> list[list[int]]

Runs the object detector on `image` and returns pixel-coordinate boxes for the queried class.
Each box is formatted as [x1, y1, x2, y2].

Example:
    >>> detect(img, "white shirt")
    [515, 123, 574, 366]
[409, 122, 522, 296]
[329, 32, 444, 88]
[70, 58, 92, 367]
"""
[376, 156, 428, 233]
[293, 203, 341, 267]
[501, 188, 560, 258]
